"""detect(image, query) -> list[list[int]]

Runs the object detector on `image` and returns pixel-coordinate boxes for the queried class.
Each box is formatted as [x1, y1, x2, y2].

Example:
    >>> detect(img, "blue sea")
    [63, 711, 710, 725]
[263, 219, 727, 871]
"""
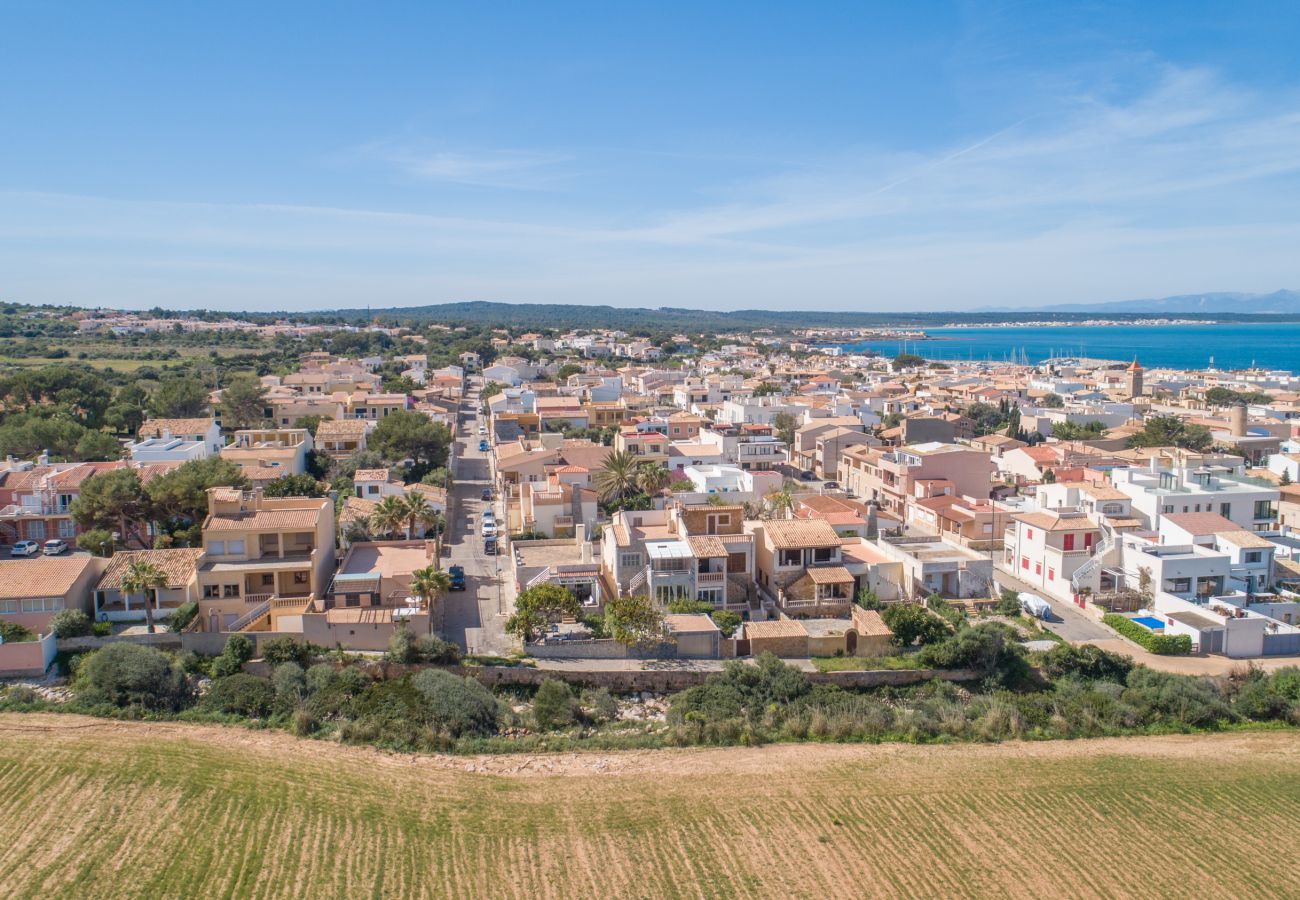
[834, 322, 1300, 372]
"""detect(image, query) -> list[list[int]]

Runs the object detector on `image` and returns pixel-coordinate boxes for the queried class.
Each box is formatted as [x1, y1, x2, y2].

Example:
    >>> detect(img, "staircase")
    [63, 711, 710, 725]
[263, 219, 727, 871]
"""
[625, 566, 648, 597]
[228, 599, 271, 633]
[1071, 530, 1117, 594]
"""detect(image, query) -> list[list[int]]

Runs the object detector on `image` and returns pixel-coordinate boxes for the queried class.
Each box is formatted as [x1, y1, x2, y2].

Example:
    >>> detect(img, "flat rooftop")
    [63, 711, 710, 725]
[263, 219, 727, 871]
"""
[340, 542, 432, 577]
[513, 540, 589, 569]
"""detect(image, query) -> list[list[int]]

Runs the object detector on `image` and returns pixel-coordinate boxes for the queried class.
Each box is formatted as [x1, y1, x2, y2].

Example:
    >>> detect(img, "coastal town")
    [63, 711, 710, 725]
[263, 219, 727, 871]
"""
[4, 306, 1300, 679]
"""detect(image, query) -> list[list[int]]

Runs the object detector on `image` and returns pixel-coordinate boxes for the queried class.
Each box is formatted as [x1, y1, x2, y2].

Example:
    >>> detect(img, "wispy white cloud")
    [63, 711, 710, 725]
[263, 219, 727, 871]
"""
[4, 65, 1300, 310]
[358, 141, 571, 189]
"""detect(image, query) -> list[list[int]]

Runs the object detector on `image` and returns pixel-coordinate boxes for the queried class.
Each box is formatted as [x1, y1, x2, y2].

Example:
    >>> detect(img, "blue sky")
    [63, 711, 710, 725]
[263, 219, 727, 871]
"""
[4, 1, 1300, 312]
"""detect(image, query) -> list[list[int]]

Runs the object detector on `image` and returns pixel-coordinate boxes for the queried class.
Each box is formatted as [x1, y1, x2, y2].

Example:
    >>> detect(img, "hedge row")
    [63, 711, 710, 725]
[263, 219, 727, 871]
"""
[1103, 614, 1193, 655]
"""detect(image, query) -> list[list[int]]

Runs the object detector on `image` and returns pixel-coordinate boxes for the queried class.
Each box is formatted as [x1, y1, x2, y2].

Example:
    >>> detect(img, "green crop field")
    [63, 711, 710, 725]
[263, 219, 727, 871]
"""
[0, 714, 1296, 899]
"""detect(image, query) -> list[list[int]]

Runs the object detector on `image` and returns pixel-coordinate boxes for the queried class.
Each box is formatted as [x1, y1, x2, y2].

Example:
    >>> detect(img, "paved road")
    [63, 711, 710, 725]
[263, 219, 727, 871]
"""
[440, 379, 515, 656]
[993, 568, 1300, 674]
[992, 570, 1112, 642]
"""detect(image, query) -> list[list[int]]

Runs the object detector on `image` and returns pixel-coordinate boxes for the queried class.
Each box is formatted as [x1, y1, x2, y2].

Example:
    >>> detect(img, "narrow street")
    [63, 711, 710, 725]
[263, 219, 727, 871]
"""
[440, 378, 515, 655]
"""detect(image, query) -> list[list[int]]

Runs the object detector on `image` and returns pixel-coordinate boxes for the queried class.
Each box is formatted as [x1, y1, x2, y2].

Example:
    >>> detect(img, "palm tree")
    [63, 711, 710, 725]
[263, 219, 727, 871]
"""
[400, 492, 434, 539]
[120, 559, 167, 634]
[635, 463, 671, 497]
[594, 450, 639, 502]
[371, 496, 407, 539]
[765, 488, 795, 520]
[410, 565, 452, 630]
[402, 491, 445, 567]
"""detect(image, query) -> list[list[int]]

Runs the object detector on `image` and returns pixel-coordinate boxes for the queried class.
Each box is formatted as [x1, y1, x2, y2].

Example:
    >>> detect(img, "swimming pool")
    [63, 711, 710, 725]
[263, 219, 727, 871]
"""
[1132, 616, 1166, 631]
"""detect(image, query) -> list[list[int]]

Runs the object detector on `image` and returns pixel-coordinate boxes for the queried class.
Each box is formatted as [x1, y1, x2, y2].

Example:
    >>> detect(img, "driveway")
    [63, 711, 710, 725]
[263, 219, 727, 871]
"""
[993, 570, 1111, 641]
[440, 382, 514, 656]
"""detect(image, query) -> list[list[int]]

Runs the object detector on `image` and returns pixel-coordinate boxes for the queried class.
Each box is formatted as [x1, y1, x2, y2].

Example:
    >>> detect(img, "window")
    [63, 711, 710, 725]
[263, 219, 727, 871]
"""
[27, 521, 45, 540]
[58, 519, 76, 538]
[1254, 500, 1276, 520]
[261, 574, 274, 587]
[779, 549, 803, 567]
[1102, 503, 1123, 515]
[1245, 551, 1263, 563]
[223, 584, 239, 598]
[208, 540, 225, 554]
[1021, 557, 1029, 570]
[228, 539, 245, 555]
[1034, 562, 1041, 575]
[203, 585, 220, 598]
[1063, 533, 1075, 551]
[1169, 578, 1192, 593]
[1220, 503, 1231, 518]
[620, 553, 641, 570]
[1026, 528, 1033, 540]
[812, 547, 834, 563]
[1048, 567, 1055, 581]
[1162, 505, 1175, 514]
[293, 572, 308, 586]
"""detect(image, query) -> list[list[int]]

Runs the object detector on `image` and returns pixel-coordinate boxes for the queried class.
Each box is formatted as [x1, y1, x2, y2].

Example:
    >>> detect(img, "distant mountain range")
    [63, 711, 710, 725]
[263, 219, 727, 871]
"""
[1003, 289, 1300, 315]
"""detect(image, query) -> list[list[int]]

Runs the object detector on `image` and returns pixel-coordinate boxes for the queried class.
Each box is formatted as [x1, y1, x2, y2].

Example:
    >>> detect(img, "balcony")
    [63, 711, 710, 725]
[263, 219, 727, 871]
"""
[696, 571, 726, 587]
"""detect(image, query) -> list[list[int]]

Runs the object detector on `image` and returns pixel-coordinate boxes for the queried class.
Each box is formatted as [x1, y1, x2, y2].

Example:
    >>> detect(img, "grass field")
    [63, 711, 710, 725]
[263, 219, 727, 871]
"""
[0, 714, 1297, 899]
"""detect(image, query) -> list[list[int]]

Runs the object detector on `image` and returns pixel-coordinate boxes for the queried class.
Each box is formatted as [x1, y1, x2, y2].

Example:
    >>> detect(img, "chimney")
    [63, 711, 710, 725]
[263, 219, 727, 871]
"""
[1230, 402, 1248, 438]
[37, 449, 49, 466]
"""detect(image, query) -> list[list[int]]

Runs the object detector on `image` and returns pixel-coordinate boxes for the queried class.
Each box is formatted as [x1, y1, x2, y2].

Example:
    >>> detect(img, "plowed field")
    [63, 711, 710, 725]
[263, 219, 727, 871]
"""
[0, 714, 1296, 898]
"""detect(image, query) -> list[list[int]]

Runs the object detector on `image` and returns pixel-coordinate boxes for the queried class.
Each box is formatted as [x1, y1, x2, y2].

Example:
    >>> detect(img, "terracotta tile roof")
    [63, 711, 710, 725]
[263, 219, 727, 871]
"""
[851, 607, 893, 637]
[242, 466, 292, 482]
[1220, 530, 1274, 549]
[805, 565, 853, 585]
[97, 549, 203, 591]
[0, 556, 97, 600]
[743, 619, 807, 639]
[353, 469, 390, 481]
[1078, 484, 1128, 500]
[205, 507, 322, 532]
[139, 418, 215, 438]
[316, 419, 372, 438]
[1162, 512, 1238, 535]
[1014, 511, 1095, 532]
[686, 536, 728, 558]
[47, 462, 125, 489]
[762, 518, 842, 549]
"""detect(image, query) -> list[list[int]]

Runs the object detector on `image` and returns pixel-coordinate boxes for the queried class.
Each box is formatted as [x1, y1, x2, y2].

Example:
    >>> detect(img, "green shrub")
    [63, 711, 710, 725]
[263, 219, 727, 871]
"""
[384, 625, 419, 664]
[414, 636, 462, 665]
[532, 679, 577, 730]
[1039, 643, 1133, 682]
[165, 601, 198, 634]
[665, 599, 714, 614]
[1233, 667, 1300, 721]
[1103, 614, 1193, 655]
[261, 637, 317, 668]
[1123, 668, 1233, 727]
[410, 669, 498, 737]
[917, 623, 1027, 682]
[994, 589, 1022, 617]
[204, 673, 275, 717]
[881, 603, 950, 647]
[210, 633, 254, 677]
[710, 610, 741, 638]
[580, 687, 619, 724]
[76, 643, 189, 710]
[272, 662, 307, 704]
[0, 622, 36, 643]
[49, 609, 94, 638]
[92, 621, 112, 637]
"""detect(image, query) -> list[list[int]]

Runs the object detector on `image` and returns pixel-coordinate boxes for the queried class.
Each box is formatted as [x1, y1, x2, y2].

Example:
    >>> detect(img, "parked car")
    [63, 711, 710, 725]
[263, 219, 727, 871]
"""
[42, 539, 69, 555]
[448, 565, 466, 591]
[799, 470, 816, 481]
[822, 480, 839, 490]
[478, 439, 488, 452]
[483, 536, 498, 555]
[478, 424, 487, 435]
[10, 540, 39, 557]
[480, 488, 492, 501]
[480, 520, 497, 537]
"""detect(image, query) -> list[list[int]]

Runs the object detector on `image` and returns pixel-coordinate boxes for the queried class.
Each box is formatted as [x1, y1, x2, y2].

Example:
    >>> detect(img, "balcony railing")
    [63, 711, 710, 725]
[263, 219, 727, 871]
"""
[696, 571, 726, 586]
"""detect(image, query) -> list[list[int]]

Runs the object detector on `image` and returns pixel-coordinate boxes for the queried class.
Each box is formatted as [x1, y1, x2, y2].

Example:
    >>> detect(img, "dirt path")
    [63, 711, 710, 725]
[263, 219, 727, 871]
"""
[4, 712, 1296, 778]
